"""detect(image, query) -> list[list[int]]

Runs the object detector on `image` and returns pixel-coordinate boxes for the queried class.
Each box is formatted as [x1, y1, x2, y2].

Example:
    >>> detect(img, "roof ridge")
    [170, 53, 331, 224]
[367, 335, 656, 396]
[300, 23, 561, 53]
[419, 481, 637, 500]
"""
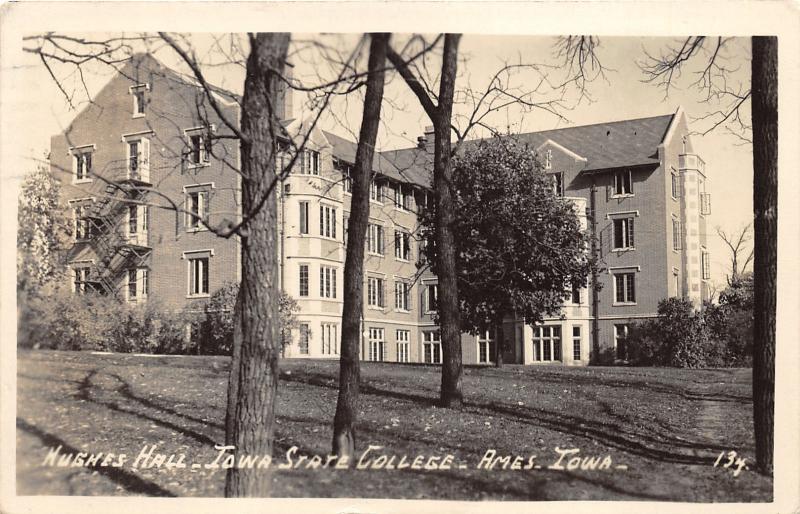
[384, 111, 676, 153]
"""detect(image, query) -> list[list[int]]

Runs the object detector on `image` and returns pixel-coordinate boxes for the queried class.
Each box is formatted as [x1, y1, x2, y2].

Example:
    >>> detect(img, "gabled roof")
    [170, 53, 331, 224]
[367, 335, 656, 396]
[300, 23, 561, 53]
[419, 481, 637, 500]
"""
[510, 113, 674, 172]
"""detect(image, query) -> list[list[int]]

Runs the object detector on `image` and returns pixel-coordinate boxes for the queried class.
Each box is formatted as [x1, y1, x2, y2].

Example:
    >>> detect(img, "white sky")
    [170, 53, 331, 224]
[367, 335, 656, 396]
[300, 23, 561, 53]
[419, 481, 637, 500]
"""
[13, 33, 754, 290]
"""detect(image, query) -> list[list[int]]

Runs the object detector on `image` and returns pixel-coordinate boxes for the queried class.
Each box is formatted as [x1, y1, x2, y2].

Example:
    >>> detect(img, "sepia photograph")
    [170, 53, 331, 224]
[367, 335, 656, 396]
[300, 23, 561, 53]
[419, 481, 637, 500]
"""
[1, 2, 798, 512]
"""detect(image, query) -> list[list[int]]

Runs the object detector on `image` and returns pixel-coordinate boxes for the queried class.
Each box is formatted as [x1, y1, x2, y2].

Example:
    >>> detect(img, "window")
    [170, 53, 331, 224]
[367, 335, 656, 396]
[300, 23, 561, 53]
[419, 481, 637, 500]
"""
[370, 180, 382, 202]
[73, 205, 92, 241]
[320, 265, 337, 299]
[299, 264, 309, 297]
[544, 149, 552, 170]
[343, 216, 349, 247]
[570, 284, 582, 305]
[701, 193, 712, 215]
[368, 328, 386, 362]
[131, 84, 148, 116]
[395, 281, 410, 311]
[671, 171, 682, 198]
[423, 284, 438, 313]
[336, 160, 353, 193]
[367, 276, 384, 307]
[614, 324, 629, 360]
[185, 190, 209, 230]
[532, 325, 561, 362]
[418, 236, 429, 264]
[321, 323, 339, 355]
[188, 134, 210, 166]
[613, 169, 632, 196]
[394, 230, 411, 261]
[187, 255, 210, 297]
[396, 330, 410, 363]
[614, 272, 636, 304]
[674, 270, 681, 297]
[71, 147, 94, 182]
[127, 205, 148, 244]
[319, 204, 337, 239]
[72, 266, 91, 293]
[393, 184, 413, 210]
[477, 330, 496, 364]
[612, 218, 635, 250]
[572, 326, 581, 361]
[549, 172, 564, 197]
[299, 150, 320, 175]
[299, 323, 310, 355]
[422, 331, 442, 364]
[672, 218, 682, 251]
[367, 223, 384, 255]
[127, 268, 149, 302]
[299, 201, 309, 235]
[702, 251, 711, 280]
[125, 135, 150, 182]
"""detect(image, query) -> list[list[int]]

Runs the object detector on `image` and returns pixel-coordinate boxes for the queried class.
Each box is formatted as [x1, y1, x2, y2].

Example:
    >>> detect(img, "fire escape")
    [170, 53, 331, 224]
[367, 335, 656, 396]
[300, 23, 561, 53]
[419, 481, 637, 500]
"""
[82, 164, 152, 299]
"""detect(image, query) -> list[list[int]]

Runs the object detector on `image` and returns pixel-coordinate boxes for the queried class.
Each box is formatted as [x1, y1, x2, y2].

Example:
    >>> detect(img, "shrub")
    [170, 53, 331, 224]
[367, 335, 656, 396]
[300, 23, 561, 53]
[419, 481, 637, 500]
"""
[18, 286, 199, 354]
[198, 282, 300, 355]
[625, 297, 726, 368]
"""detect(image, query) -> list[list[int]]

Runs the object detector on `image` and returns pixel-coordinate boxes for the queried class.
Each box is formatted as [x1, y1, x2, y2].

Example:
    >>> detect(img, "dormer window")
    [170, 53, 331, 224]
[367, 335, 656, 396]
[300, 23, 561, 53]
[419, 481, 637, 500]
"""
[549, 172, 563, 197]
[130, 84, 149, 117]
[545, 149, 552, 170]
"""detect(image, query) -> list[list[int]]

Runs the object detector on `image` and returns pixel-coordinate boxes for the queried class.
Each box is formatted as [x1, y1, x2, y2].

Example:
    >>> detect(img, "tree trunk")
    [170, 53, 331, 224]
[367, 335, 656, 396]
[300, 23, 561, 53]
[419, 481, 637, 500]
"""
[751, 35, 777, 476]
[224, 33, 290, 497]
[433, 34, 464, 408]
[225, 293, 242, 446]
[332, 33, 390, 458]
[386, 34, 464, 407]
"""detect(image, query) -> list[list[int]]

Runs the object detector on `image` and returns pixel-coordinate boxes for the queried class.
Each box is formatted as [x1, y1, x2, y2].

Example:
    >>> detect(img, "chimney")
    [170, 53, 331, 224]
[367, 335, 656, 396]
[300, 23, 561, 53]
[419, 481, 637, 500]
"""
[276, 61, 295, 121]
[418, 125, 435, 151]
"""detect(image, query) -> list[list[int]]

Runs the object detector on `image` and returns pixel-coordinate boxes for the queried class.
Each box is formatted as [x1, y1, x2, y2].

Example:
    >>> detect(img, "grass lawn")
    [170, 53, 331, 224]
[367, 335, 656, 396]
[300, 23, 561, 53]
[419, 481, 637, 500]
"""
[16, 349, 772, 501]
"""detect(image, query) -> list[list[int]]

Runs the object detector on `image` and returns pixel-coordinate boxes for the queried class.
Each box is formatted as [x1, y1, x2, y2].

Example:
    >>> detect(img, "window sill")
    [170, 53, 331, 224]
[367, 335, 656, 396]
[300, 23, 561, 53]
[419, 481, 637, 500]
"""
[369, 199, 384, 206]
[394, 308, 411, 314]
[186, 227, 209, 233]
[132, 113, 145, 119]
[319, 236, 339, 242]
[612, 247, 635, 253]
[73, 178, 93, 185]
[367, 252, 385, 258]
[367, 306, 384, 311]
[612, 302, 637, 307]
[395, 257, 411, 263]
[186, 163, 211, 170]
[610, 193, 634, 199]
[186, 294, 210, 299]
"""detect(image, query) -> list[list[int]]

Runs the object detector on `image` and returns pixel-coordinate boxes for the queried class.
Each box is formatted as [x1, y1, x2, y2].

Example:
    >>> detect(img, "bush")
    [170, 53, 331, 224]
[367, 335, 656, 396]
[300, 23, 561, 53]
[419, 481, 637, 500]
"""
[625, 297, 733, 368]
[18, 286, 199, 354]
[198, 282, 300, 355]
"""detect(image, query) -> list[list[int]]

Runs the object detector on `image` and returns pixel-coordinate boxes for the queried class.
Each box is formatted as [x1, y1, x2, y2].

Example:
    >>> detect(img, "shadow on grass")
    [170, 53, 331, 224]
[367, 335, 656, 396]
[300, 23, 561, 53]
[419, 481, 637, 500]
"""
[282, 368, 726, 467]
[16, 417, 176, 497]
[75, 369, 221, 447]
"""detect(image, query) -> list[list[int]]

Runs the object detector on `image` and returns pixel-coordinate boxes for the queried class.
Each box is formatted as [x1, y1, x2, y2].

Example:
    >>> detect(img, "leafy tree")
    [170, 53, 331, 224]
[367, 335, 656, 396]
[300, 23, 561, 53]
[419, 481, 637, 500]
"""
[422, 136, 594, 366]
[17, 161, 72, 293]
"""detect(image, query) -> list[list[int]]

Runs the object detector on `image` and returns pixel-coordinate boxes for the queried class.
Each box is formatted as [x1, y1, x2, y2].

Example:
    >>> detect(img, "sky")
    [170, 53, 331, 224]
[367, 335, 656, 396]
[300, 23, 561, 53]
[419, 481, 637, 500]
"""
[12, 33, 754, 290]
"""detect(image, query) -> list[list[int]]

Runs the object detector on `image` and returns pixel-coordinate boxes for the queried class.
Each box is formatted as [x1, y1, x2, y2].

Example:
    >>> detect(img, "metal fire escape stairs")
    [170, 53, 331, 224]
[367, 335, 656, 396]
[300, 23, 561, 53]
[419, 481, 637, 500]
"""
[83, 178, 152, 298]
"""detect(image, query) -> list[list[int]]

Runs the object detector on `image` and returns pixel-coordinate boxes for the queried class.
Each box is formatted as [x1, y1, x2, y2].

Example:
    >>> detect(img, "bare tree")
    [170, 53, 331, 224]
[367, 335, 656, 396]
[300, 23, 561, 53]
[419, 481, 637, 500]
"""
[717, 223, 755, 285]
[23, 31, 366, 495]
[638, 35, 775, 475]
[387, 34, 465, 408]
[332, 33, 390, 458]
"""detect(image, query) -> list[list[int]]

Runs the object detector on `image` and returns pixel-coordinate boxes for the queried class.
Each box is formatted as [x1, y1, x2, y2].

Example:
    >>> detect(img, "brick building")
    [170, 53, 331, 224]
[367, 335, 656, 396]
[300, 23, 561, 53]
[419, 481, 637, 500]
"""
[52, 54, 710, 365]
